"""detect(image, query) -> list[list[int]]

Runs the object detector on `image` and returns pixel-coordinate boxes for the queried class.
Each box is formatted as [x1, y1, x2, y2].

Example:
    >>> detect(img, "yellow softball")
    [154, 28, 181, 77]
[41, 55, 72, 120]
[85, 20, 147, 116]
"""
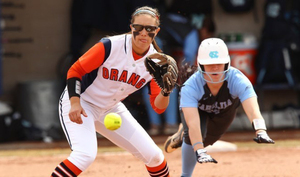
[104, 113, 122, 130]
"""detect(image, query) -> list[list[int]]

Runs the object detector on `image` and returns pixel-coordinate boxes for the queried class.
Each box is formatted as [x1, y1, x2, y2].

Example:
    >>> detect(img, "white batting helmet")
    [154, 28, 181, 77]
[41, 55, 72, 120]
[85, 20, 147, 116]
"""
[197, 38, 230, 83]
[198, 38, 230, 65]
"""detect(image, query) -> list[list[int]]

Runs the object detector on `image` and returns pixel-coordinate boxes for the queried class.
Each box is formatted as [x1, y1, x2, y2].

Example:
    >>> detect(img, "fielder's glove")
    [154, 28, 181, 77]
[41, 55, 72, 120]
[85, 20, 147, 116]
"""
[145, 53, 178, 96]
[253, 131, 275, 144]
[196, 149, 218, 164]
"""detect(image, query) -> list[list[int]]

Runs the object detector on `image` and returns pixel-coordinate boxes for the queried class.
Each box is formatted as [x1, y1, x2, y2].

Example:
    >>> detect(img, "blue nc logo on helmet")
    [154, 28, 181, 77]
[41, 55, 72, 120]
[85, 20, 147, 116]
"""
[209, 51, 219, 58]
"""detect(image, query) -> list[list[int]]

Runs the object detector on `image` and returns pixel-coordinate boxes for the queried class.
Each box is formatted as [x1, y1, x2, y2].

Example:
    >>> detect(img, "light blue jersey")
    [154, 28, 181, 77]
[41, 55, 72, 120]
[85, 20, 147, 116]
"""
[180, 67, 256, 115]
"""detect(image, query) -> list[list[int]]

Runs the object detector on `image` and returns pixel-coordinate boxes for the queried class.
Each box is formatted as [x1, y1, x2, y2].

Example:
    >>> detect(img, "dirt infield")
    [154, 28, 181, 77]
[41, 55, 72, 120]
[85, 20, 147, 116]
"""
[0, 129, 300, 177]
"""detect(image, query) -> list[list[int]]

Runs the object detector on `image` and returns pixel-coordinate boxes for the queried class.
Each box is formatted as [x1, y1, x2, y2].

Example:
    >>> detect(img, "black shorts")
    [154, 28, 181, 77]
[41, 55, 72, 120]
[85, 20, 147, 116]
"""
[181, 108, 237, 147]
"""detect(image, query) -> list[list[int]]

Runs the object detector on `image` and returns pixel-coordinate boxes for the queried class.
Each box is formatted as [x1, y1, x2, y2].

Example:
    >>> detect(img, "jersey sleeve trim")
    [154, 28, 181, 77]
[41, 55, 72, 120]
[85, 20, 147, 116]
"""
[100, 38, 111, 60]
[66, 39, 110, 98]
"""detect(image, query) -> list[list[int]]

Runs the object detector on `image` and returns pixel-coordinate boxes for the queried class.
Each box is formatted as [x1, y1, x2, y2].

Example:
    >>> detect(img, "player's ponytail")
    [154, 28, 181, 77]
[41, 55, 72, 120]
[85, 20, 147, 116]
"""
[152, 39, 162, 53]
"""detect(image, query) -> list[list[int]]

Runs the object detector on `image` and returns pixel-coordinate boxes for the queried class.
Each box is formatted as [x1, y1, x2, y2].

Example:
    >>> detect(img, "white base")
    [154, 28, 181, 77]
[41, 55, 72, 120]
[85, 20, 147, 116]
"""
[205, 140, 237, 152]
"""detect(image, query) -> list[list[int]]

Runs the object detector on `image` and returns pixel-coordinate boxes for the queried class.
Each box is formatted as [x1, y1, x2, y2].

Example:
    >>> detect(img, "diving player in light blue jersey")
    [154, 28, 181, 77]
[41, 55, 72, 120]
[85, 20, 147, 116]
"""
[164, 38, 274, 177]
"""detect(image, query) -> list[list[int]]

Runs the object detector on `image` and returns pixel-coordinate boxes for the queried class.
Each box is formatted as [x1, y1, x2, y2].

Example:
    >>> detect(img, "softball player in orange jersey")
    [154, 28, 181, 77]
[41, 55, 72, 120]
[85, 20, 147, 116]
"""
[51, 6, 171, 177]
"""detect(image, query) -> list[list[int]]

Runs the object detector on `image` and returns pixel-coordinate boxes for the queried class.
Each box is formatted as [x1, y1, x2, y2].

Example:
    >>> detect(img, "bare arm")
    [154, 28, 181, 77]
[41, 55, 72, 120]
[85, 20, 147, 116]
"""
[182, 107, 204, 151]
[69, 97, 87, 124]
[241, 96, 262, 121]
[241, 96, 265, 134]
[183, 107, 218, 163]
[154, 92, 170, 109]
[242, 96, 275, 143]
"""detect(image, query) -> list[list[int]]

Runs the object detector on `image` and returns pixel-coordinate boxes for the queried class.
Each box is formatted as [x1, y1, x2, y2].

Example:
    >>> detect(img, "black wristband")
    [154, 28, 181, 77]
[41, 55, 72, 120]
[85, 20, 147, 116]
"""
[67, 77, 81, 98]
[161, 90, 170, 97]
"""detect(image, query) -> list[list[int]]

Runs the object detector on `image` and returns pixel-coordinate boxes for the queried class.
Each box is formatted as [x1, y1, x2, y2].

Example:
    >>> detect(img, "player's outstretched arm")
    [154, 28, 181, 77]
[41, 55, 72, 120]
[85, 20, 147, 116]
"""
[182, 107, 218, 164]
[241, 97, 275, 144]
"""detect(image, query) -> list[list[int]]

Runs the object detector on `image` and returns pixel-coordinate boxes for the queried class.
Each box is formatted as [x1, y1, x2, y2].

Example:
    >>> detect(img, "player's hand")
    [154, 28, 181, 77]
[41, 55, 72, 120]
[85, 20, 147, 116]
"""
[69, 97, 87, 124]
[195, 149, 218, 164]
[253, 131, 275, 144]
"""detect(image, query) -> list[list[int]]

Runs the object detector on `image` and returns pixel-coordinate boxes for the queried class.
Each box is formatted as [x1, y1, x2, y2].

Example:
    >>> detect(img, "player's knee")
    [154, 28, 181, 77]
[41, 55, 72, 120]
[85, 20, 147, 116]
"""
[69, 147, 97, 171]
[146, 150, 165, 167]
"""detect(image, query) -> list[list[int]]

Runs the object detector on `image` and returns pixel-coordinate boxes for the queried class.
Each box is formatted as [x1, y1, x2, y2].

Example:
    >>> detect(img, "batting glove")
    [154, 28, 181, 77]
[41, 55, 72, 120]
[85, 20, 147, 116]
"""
[195, 149, 218, 164]
[253, 131, 275, 144]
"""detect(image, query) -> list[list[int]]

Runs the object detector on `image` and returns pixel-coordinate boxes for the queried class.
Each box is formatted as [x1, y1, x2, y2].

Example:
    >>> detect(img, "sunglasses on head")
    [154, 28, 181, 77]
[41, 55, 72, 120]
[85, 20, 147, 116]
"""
[132, 24, 158, 32]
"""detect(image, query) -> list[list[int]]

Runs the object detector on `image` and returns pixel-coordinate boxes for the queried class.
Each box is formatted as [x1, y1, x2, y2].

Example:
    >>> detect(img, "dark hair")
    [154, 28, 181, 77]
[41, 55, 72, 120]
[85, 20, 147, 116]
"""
[131, 6, 162, 52]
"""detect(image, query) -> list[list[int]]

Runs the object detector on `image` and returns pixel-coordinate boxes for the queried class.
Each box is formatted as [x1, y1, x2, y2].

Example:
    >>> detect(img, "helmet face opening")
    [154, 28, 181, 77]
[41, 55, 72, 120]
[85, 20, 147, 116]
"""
[197, 38, 230, 83]
[200, 69, 229, 83]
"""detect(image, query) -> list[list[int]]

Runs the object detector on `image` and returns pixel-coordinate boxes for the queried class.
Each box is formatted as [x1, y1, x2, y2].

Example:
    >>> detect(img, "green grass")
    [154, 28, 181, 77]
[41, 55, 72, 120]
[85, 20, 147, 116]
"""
[233, 139, 300, 148]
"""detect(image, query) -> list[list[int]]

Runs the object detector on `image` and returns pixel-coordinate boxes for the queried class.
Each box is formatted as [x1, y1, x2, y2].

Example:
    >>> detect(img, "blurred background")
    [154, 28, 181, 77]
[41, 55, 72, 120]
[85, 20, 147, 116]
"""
[0, 0, 299, 143]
